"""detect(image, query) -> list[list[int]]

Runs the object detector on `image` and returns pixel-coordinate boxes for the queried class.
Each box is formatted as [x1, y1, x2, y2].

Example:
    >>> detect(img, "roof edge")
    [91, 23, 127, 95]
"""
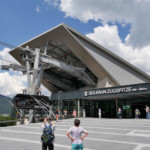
[9, 23, 65, 53]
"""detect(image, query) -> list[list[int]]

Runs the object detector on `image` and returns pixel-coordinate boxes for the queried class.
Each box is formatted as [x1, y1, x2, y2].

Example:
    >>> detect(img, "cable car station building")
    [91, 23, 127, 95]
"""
[10, 23, 150, 118]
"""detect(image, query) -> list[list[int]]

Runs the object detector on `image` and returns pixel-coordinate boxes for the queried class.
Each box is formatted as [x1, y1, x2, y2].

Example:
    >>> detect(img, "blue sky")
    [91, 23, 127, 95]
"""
[0, 0, 150, 97]
[0, 0, 130, 46]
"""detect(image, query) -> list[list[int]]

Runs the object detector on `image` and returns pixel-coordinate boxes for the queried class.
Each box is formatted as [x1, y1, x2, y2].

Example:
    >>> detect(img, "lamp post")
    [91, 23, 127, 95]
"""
[58, 91, 62, 111]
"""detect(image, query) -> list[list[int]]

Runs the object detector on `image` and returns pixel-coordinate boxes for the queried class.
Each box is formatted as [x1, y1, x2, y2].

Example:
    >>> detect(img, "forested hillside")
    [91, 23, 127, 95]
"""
[0, 94, 12, 115]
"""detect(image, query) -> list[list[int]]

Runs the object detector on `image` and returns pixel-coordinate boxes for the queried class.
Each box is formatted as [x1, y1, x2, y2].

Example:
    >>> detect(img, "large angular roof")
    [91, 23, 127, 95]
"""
[9, 23, 150, 93]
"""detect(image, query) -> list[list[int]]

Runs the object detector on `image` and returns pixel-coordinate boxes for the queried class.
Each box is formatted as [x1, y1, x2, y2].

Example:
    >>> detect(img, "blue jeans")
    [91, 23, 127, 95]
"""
[118, 114, 122, 119]
[146, 112, 149, 119]
[71, 143, 83, 150]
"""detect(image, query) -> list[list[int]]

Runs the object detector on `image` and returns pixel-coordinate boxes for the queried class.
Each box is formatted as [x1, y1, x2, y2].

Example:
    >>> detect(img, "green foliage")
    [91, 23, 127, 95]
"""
[0, 115, 15, 121]
[0, 115, 16, 127]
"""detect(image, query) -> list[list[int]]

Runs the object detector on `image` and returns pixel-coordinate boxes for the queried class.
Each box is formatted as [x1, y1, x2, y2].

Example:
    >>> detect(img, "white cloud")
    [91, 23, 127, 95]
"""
[36, 6, 40, 13]
[0, 48, 19, 64]
[43, 0, 59, 6]
[56, 0, 150, 48]
[0, 72, 26, 97]
[44, 0, 51, 5]
[53, 0, 59, 6]
[86, 24, 150, 75]
[0, 48, 27, 97]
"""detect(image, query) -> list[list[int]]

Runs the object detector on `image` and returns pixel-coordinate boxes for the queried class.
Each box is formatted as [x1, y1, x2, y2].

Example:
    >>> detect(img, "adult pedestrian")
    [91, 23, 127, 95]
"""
[135, 108, 140, 119]
[37, 87, 42, 95]
[145, 105, 149, 119]
[63, 109, 67, 119]
[41, 115, 55, 150]
[73, 109, 77, 118]
[117, 107, 122, 119]
[55, 108, 59, 121]
[83, 109, 86, 118]
[98, 108, 101, 118]
[66, 119, 88, 150]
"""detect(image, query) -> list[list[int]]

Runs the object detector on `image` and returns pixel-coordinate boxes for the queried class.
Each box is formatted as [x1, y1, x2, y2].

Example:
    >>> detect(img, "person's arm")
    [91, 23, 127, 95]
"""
[51, 121, 54, 125]
[80, 132, 88, 141]
[80, 128, 88, 141]
[51, 121, 55, 133]
[41, 118, 46, 130]
[43, 118, 47, 124]
[66, 131, 74, 142]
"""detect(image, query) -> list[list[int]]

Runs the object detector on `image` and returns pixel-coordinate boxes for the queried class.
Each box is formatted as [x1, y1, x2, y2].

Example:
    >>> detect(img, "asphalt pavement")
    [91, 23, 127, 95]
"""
[1, 118, 150, 150]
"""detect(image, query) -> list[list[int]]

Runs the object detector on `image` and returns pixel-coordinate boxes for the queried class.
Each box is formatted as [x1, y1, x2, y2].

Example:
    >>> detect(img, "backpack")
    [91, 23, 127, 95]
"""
[41, 124, 54, 144]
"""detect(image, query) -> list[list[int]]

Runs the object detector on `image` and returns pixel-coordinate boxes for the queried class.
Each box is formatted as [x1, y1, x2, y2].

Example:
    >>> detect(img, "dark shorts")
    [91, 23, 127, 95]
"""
[42, 143, 54, 150]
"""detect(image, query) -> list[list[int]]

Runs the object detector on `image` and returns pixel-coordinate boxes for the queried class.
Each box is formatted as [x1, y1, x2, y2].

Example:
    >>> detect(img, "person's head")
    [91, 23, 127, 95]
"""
[74, 119, 80, 127]
[46, 115, 51, 122]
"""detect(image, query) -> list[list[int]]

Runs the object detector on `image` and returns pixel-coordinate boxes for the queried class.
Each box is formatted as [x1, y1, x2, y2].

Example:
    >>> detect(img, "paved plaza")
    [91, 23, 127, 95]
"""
[1, 118, 150, 150]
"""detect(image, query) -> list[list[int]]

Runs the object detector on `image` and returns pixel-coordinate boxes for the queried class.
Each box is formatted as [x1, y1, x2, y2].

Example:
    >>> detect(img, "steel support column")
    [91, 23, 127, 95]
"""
[78, 99, 80, 117]
[116, 98, 118, 117]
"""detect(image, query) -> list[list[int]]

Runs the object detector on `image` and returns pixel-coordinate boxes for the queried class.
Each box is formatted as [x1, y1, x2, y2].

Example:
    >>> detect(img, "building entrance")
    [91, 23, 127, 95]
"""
[83, 100, 116, 118]
[100, 100, 116, 118]
[84, 100, 96, 117]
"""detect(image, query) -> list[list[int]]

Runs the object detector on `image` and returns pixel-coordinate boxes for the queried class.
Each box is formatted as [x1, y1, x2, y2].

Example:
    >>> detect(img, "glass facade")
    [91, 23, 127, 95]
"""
[117, 98, 150, 118]
[60, 97, 150, 118]
[62, 99, 77, 115]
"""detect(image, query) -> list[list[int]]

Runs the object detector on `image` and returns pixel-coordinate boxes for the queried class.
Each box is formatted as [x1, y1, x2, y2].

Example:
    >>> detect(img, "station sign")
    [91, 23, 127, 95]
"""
[51, 83, 150, 100]
[84, 84, 149, 97]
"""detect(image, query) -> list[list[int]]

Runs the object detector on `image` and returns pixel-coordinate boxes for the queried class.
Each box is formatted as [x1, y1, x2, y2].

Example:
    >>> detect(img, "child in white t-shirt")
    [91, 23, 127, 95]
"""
[66, 119, 88, 150]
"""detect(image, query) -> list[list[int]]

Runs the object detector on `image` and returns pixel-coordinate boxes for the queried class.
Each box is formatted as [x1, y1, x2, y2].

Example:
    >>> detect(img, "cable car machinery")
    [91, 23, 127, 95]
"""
[0, 41, 57, 122]
[0, 40, 97, 122]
